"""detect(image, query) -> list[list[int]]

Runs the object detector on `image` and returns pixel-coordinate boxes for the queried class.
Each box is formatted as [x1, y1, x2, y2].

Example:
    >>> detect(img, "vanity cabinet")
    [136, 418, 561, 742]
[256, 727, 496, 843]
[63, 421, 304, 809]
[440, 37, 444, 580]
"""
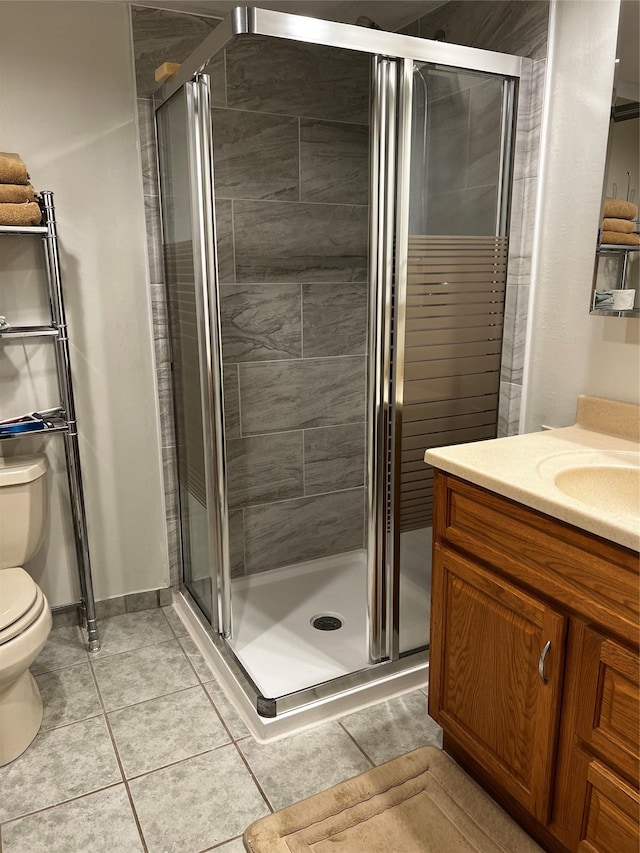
[431, 544, 566, 824]
[429, 471, 639, 853]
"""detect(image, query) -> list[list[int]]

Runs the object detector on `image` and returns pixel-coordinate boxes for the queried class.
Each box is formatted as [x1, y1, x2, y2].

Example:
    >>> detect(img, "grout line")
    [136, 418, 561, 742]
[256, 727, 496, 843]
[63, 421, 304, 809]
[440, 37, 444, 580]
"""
[216, 194, 368, 209]
[85, 662, 149, 853]
[229, 198, 237, 283]
[232, 741, 275, 815]
[297, 116, 302, 202]
[213, 103, 368, 129]
[219, 281, 366, 287]
[172, 629, 214, 687]
[232, 483, 364, 512]
[227, 353, 366, 366]
[38, 710, 103, 736]
[241, 506, 247, 578]
[223, 48, 228, 109]
[159, 603, 187, 639]
[299, 281, 305, 358]
[200, 834, 244, 852]
[227, 421, 365, 441]
[91, 637, 182, 665]
[301, 425, 306, 499]
[0, 782, 124, 830]
[337, 721, 377, 767]
[123, 740, 235, 784]
[104, 683, 201, 717]
[200, 682, 238, 745]
[235, 361, 243, 438]
[31, 655, 90, 678]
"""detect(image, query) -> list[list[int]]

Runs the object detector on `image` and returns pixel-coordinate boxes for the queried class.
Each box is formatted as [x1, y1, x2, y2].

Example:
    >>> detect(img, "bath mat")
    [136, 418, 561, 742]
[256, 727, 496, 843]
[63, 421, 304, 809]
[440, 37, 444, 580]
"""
[243, 746, 542, 852]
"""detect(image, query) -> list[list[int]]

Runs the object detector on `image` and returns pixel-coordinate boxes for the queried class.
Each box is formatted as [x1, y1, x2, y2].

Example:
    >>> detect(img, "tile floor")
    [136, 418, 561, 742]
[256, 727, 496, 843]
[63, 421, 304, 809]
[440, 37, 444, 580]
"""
[0, 606, 443, 853]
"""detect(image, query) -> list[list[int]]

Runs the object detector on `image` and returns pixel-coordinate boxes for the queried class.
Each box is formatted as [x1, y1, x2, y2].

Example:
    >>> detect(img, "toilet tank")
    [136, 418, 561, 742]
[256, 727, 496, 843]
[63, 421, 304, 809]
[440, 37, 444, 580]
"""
[0, 455, 49, 569]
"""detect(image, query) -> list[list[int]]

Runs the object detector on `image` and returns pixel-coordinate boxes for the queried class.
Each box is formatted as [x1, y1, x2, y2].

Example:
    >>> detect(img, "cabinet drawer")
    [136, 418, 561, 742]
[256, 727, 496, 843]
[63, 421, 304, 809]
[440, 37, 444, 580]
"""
[576, 629, 639, 785]
[578, 760, 639, 853]
[434, 472, 639, 644]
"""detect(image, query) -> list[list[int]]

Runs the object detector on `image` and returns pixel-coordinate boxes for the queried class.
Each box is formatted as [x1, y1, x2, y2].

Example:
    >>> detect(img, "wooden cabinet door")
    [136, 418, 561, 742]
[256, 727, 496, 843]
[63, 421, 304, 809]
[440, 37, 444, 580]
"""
[578, 760, 640, 853]
[575, 629, 639, 785]
[429, 543, 566, 824]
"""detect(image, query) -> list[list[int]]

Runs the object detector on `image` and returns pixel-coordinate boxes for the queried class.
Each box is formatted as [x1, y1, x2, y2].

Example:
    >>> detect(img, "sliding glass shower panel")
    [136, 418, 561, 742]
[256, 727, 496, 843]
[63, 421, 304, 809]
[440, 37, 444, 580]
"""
[157, 91, 214, 621]
[209, 35, 373, 699]
[398, 65, 511, 654]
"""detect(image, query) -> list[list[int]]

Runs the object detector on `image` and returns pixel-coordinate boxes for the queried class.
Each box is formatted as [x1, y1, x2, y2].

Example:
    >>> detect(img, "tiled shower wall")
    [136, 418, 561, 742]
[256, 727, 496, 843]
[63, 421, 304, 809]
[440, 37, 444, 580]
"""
[401, 0, 550, 436]
[133, 2, 548, 587]
[419, 72, 505, 235]
[206, 36, 371, 576]
[133, 8, 371, 580]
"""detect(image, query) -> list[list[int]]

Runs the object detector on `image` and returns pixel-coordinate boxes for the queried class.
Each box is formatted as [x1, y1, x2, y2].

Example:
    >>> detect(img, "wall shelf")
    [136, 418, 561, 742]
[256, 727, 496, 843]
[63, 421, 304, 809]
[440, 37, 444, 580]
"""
[0, 325, 59, 339]
[597, 243, 640, 252]
[0, 193, 100, 651]
[0, 421, 68, 442]
[0, 224, 48, 236]
[591, 241, 639, 317]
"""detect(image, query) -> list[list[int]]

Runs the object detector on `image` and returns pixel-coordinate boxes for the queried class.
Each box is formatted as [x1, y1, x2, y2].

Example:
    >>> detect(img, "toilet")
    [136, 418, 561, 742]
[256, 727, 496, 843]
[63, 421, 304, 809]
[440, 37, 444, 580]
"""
[0, 455, 52, 766]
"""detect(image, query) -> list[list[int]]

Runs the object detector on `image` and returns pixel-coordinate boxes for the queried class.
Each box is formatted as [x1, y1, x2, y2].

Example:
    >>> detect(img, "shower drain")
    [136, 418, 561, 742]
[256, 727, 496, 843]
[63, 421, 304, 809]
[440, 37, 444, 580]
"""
[311, 614, 343, 631]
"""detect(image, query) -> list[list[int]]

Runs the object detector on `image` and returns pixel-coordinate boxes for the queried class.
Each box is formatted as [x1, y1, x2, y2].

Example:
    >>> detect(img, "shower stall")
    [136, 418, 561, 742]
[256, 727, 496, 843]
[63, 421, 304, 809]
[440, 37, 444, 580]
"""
[155, 7, 525, 735]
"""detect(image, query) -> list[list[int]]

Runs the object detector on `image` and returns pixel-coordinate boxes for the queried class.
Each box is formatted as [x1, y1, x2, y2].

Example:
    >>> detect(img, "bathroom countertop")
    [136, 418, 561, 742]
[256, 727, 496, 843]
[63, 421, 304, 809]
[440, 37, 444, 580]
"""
[424, 396, 640, 553]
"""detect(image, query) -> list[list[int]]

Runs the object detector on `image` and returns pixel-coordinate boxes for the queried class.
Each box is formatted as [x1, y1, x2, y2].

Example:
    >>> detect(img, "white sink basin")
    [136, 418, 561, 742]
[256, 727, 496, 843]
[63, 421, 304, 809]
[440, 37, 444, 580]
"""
[554, 466, 639, 516]
[537, 450, 640, 519]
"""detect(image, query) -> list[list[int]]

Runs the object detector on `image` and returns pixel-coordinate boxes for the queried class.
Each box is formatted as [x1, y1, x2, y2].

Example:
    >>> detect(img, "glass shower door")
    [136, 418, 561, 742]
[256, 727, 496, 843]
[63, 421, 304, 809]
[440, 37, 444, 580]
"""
[395, 64, 514, 654]
[154, 5, 523, 721]
[210, 34, 375, 701]
[157, 82, 228, 630]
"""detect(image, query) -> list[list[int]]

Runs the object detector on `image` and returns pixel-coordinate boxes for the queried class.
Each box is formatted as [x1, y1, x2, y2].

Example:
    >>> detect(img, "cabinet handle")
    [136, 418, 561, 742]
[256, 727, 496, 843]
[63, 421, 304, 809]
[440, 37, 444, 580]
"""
[538, 640, 551, 683]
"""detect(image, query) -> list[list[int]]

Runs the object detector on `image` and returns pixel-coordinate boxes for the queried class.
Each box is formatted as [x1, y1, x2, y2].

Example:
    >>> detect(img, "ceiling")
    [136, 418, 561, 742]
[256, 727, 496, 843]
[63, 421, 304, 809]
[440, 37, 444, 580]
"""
[133, 0, 445, 31]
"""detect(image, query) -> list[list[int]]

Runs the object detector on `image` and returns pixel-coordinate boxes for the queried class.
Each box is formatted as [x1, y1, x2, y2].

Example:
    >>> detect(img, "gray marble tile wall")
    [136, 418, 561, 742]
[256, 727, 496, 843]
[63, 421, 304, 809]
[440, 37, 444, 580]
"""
[138, 95, 181, 587]
[415, 0, 549, 60]
[213, 35, 370, 576]
[133, 6, 370, 581]
[424, 74, 504, 236]
[132, 6, 220, 98]
[498, 58, 546, 436]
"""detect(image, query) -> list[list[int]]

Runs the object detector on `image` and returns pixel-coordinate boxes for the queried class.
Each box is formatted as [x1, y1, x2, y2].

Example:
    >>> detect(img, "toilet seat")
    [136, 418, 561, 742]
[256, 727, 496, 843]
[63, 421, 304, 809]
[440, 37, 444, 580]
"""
[0, 568, 45, 645]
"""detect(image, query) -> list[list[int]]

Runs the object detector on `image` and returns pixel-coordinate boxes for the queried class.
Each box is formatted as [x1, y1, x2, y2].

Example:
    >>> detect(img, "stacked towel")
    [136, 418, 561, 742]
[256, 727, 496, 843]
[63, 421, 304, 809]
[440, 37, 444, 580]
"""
[601, 230, 640, 246]
[0, 153, 41, 226]
[0, 184, 36, 204]
[602, 217, 635, 234]
[601, 197, 639, 246]
[0, 153, 29, 184]
[603, 197, 637, 220]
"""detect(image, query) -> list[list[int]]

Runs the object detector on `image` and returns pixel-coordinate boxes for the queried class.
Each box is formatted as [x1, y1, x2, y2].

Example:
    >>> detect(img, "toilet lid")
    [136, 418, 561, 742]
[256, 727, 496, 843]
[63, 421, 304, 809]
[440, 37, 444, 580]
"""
[0, 567, 39, 632]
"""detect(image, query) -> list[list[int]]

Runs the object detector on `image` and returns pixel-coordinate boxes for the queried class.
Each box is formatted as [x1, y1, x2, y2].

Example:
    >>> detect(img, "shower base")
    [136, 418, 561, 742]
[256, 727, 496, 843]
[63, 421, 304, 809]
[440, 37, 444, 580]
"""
[174, 535, 431, 740]
[229, 551, 369, 698]
[229, 536, 431, 698]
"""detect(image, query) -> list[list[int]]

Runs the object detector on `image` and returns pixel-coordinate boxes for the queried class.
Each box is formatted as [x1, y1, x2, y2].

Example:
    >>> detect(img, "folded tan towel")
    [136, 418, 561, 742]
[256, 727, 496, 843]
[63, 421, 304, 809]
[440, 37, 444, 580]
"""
[602, 217, 636, 234]
[0, 153, 30, 185]
[603, 197, 638, 220]
[0, 202, 42, 227]
[601, 230, 640, 246]
[0, 184, 36, 204]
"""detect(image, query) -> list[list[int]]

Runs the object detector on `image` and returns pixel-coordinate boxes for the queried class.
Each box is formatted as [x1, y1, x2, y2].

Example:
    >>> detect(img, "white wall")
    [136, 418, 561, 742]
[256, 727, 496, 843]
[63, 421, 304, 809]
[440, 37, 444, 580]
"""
[522, 0, 640, 432]
[0, 2, 169, 605]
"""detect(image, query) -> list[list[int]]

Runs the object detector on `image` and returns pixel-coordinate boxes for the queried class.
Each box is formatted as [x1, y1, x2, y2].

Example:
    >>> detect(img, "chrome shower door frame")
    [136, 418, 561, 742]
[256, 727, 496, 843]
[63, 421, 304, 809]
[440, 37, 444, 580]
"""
[185, 76, 232, 638]
[156, 7, 527, 718]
